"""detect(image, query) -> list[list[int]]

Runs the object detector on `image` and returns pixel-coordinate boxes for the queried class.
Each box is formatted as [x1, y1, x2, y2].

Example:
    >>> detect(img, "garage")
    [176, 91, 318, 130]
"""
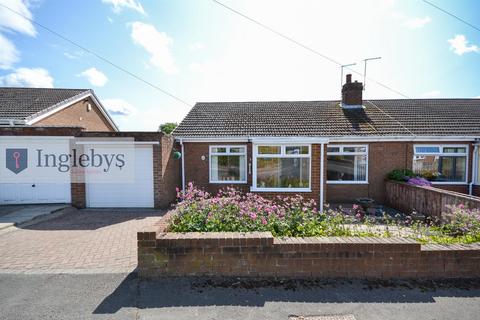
[85, 144, 155, 208]
[0, 136, 72, 205]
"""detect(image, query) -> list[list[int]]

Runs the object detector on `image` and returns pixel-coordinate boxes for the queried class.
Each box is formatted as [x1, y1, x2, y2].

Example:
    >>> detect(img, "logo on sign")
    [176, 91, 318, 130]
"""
[6, 148, 28, 174]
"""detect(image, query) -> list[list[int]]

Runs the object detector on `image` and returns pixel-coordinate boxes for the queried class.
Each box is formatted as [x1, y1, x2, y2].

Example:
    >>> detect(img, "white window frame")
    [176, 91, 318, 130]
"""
[209, 145, 247, 184]
[475, 145, 480, 185]
[326, 144, 369, 184]
[413, 144, 469, 185]
[252, 144, 311, 192]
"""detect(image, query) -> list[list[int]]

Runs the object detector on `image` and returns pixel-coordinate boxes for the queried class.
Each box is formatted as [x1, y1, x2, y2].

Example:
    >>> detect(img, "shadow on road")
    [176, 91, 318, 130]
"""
[93, 273, 480, 314]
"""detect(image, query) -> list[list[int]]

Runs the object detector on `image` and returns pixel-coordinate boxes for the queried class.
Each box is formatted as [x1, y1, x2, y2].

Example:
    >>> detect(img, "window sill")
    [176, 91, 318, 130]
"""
[431, 182, 468, 185]
[209, 181, 247, 184]
[250, 187, 312, 193]
[326, 181, 369, 185]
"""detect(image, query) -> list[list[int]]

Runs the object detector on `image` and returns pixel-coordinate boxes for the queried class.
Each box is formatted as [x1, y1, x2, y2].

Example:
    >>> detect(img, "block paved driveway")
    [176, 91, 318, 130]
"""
[0, 209, 166, 274]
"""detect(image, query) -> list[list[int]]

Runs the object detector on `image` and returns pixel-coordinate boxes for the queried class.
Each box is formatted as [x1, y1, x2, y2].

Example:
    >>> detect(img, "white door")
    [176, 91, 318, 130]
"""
[86, 145, 154, 208]
[0, 137, 71, 204]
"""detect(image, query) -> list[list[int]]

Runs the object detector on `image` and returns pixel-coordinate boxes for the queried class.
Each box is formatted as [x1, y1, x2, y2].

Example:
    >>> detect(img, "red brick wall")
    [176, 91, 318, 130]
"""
[183, 143, 326, 205]
[474, 185, 480, 197]
[138, 230, 480, 279]
[385, 180, 480, 219]
[34, 97, 115, 132]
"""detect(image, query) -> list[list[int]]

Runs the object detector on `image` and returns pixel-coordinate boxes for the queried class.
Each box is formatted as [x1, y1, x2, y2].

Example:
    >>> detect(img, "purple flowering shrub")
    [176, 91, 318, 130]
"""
[407, 177, 432, 187]
[432, 205, 480, 242]
[169, 183, 355, 237]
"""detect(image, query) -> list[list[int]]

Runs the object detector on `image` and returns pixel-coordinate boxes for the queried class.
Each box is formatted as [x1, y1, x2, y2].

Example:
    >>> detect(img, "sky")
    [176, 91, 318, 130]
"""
[0, 0, 479, 131]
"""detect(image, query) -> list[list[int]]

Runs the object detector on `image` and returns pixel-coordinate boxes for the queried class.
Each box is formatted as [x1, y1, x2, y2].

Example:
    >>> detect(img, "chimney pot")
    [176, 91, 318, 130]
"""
[346, 74, 352, 83]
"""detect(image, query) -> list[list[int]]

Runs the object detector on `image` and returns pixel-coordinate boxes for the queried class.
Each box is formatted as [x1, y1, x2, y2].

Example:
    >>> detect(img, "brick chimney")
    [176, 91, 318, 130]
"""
[341, 74, 363, 108]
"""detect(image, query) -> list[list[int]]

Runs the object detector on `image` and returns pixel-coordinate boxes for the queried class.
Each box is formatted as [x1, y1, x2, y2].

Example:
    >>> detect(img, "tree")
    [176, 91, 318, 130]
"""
[159, 122, 178, 134]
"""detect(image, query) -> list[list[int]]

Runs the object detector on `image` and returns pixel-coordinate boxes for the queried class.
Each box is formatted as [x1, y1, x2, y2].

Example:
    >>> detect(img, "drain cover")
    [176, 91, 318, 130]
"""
[289, 315, 356, 320]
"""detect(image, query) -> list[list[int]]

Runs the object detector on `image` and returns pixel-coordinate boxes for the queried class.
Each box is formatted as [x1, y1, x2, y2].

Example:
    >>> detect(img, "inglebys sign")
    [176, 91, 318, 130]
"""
[35, 148, 125, 173]
[0, 137, 136, 184]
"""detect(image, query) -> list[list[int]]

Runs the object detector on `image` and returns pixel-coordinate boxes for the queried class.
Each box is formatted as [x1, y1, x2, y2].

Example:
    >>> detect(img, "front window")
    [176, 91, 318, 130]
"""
[209, 146, 247, 183]
[413, 145, 468, 183]
[254, 145, 310, 190]
[327, 145, 368, 183]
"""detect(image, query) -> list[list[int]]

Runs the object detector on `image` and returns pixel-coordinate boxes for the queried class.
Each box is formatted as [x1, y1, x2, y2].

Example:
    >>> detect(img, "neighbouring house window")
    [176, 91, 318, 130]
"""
[254, 145, 310, 190]
[413, 145, 468, 183]
[327, 145, 368, 183]
[209, 146, 247, 183]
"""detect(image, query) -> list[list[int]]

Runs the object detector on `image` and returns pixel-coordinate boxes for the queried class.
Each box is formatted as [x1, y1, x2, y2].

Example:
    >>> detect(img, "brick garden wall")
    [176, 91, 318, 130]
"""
[138, 228, 480, 279]
[385, 180, 480, 220]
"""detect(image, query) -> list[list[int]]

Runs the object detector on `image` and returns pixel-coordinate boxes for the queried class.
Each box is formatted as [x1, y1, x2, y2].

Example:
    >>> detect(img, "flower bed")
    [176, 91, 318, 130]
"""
[168, 184, 480, 244]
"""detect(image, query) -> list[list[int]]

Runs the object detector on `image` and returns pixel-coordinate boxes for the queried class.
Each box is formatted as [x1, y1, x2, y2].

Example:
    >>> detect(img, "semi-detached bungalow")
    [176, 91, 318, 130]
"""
[173, 75, 480, 211]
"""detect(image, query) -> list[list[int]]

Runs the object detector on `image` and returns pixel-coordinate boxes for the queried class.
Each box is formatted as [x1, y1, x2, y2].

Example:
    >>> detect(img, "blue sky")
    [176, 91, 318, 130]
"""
[0, 0, 479, 131]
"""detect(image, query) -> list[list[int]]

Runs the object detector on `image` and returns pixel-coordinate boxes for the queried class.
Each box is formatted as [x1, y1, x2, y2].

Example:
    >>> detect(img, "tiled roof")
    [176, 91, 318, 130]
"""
[0, 87, 90, 121]
[174, 99, 480, 137]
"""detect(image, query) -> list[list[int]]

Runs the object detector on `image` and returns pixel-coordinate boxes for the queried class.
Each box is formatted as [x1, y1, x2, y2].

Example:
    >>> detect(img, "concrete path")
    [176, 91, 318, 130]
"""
[0, 209, 165, 274]
[0, 204, 69, 230]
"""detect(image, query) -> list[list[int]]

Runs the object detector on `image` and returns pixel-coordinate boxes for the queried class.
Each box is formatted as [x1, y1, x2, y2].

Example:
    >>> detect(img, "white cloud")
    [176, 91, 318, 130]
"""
[130, 22, 177, 74]
[448, 35, 479, 55]
[102, 98, 137, 116]
[189, 42, 206, 51]
[405, 16, 431, 29]
[0, 33, 19, 69]
[421, 90, 441, 98]
[78, 67, 108, 86]
[0, 0, 36, 36]
[102, 0, 145, 15]
[0, 67, 54, 87]
[474, 96, 480, 99]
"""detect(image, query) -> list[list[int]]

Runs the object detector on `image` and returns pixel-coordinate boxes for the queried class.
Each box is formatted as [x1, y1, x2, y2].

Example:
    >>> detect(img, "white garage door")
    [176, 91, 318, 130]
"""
[0, 137, 71, 205]
[86, 145, 154, 208]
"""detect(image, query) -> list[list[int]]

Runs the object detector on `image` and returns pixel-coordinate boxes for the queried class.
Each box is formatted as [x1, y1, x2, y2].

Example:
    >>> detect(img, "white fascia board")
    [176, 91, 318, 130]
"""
[250, 137, 329, 144]
[75, 141, 159, 145]
[175, 137, 250, 143]
[177, 136, 330, 143]
[26, 91, 119, 132]
[328, 135, 479, 142]
[177, 135, 479, 143]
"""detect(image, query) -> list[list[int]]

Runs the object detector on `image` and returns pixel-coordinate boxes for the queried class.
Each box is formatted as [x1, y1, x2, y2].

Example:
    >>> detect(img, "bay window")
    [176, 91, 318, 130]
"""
[327, 145, 368, 183]
[209, 146, 247, 183]
[413, 145, 468, 183]
[253, 145, 310, 191]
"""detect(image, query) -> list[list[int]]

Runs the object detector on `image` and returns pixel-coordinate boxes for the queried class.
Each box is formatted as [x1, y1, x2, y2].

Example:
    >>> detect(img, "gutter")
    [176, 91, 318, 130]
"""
[180, 138, 185, 193]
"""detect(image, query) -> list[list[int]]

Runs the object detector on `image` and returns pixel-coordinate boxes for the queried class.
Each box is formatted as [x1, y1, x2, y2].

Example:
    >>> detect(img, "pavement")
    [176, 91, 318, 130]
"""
[0, 274, 479, 320]
[0, 204, 69, 230]
[0, 208, 165, 274]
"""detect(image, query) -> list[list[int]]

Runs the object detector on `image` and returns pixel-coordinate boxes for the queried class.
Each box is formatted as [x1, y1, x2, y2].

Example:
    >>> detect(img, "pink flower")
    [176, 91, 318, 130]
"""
[261, 218, 267, 225]
[352, 204, 360, 210]
[249, 212, 257, 220]
[458, 204, 465, 209]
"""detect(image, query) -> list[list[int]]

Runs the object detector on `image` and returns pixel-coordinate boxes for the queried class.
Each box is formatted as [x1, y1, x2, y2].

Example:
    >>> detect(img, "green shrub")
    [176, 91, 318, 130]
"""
[387, 168, 415, 181]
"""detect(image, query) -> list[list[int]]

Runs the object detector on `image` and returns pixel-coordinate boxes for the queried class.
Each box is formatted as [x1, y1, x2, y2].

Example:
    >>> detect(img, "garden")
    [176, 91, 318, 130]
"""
[168, 183, 480, 245]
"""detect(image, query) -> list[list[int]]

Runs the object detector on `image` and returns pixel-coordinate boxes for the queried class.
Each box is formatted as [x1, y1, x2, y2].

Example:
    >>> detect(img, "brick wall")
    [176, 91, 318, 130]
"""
[34, 97, 115, 131]
[385, 180, 480, 219]
[138, 229, 480, 279]
[0, 126, 83, 136]
[183, 142, 326, 204]
[474, 185, 480, 197]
